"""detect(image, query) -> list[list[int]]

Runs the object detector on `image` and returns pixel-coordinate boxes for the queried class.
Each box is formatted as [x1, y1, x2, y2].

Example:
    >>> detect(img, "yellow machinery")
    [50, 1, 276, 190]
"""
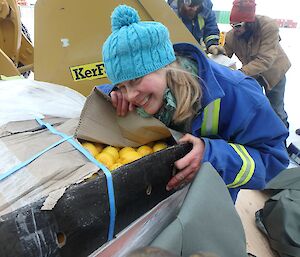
[0, 0, 227, 96]
[0, 0, 33, 76]
[33, 0, 199, 96]
[219, 31, 226, 46]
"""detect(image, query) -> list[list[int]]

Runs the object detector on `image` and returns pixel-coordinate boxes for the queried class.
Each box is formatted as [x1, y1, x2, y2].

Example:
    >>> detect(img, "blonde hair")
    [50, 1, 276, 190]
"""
[165, 60, 202, 124]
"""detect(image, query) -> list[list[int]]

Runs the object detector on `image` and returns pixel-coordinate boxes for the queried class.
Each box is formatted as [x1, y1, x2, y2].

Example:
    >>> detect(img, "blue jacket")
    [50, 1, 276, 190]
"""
[168, 0, 220, 47]
[174, 43, 289, 202]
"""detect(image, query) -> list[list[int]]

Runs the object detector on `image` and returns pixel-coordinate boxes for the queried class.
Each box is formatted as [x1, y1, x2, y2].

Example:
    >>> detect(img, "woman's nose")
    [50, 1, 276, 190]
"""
[126, 86, 138, 101]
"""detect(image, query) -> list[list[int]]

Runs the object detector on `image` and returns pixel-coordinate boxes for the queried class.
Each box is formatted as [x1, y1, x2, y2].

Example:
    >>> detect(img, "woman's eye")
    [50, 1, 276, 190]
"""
[117, 83, 125, 89]
[131, 77, 142, 85]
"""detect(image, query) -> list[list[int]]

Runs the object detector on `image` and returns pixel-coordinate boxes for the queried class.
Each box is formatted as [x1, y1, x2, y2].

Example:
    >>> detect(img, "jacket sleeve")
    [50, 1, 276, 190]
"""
[202, 0, 220, 48]
[96, 84, 115, 95]
[168, 0, 178, 15]
[241, 20, 280, 76]
[201, 81, 289, 191]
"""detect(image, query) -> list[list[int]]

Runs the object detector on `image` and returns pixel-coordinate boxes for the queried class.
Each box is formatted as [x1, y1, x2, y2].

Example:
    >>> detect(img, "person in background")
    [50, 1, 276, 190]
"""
[224, 0, 291, 128]
[101, 5, 289, 202]
[168, 0, 225, 55]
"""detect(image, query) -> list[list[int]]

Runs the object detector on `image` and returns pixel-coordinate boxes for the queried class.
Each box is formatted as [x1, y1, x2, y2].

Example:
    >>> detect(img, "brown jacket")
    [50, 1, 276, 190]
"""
[224, 15, 291, 90]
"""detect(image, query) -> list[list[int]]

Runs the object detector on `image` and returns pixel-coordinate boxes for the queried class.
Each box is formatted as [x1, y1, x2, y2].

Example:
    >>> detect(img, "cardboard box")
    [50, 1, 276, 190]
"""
[0, 124, 191, 257]
[0, 86, 192, 257]
[0, 117, 99, 216]
[76, 86, 172, 147]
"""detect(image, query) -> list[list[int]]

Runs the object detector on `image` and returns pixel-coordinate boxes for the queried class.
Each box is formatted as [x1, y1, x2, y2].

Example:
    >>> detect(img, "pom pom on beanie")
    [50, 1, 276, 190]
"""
[111, 5, 140, 31]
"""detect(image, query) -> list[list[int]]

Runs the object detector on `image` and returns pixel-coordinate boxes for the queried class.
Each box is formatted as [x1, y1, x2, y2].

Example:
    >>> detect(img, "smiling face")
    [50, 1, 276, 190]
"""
[117, 69, 167, 115]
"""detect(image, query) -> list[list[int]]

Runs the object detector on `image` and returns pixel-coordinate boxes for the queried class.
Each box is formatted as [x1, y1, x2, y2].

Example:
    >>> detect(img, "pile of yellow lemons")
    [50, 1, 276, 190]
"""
[81, 141, 168, 170]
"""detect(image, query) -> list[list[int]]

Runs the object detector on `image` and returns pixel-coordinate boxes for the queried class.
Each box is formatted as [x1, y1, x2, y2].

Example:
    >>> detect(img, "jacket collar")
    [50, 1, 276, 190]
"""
[173, 43, 224, 108]
[199, 0, 211, 19]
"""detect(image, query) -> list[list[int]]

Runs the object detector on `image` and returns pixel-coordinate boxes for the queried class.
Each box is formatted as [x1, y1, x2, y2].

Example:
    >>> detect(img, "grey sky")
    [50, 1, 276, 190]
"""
[213, 0, 299, 22]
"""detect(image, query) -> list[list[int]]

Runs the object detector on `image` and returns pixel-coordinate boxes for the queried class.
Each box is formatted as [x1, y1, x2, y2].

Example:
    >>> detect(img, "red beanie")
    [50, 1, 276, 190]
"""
[230, 0, 256, 23]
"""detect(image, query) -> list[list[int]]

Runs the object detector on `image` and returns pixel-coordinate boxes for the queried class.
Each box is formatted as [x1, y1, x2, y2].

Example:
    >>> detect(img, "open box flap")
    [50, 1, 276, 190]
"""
[75, 87, 171, 147]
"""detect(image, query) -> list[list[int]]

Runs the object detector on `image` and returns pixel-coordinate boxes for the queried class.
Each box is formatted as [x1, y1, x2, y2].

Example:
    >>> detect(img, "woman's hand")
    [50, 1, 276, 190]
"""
[110, 88, 135, 116]
[166, 134, 205, 191]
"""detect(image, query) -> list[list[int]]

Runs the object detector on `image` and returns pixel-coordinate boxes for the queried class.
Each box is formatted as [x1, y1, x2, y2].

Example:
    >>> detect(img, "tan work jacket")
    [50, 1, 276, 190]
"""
[224, 15, 291, 90]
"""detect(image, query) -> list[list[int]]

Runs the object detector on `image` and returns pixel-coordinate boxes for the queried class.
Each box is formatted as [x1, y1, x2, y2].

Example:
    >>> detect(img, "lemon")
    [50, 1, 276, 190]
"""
[116, 158, 123, 163]
[102, 146, 119, 162]
[119, 147, 136, 159]
[94, 143, 104, 153]
[137, 145, 153, 156]
[95, 152, 115, 168]
[110, 162, 123, 170]
[82, 142, 98, 157]
[153, 142, 168, 152]
[120, 151, 142, 165]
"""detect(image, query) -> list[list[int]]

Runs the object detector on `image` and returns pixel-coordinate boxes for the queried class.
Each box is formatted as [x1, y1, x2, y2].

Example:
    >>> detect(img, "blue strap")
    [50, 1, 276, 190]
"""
[0, 136, 72, 181]
[1, 118, 116, 241]
[35, 118, 116, 241]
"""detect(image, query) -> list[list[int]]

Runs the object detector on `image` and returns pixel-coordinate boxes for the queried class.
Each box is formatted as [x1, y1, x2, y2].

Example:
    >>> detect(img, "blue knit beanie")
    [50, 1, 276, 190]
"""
[102, 5, 176, 85]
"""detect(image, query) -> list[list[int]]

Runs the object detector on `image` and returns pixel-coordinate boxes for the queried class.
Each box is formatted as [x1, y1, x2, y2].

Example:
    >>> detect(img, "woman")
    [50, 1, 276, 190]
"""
[102, 5, 289, 202]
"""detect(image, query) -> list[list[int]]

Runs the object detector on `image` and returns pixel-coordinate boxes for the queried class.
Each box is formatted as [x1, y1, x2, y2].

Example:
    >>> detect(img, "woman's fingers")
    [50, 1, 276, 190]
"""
[166, 166, 197, 190]
[175, 134, 203, 170]
[120, 93, 129, 116]
[175, 148, 201, 171]
[110, 91, 118, 109]
[166, 134, 205, 191]
[111, 90, 131, 116]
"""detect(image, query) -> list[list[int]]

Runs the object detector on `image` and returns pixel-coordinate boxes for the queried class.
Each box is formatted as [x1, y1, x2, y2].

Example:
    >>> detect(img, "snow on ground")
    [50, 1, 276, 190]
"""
[20, 6, 300, 144]
[280, 28, 300, 144]
[20, 6, 34, 40]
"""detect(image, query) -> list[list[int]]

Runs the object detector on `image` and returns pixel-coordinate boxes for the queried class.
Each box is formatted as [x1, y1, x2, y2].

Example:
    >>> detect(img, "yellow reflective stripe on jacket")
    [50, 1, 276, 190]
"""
[227, 143, 255, 188]
[197, 16, 205, 30]
[201, 98, 221, 136]
[204, 35, 220, 45]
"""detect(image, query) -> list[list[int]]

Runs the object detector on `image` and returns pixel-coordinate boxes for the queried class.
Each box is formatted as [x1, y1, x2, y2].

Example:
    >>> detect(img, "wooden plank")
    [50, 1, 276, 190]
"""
[235, 190, 279, 257]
